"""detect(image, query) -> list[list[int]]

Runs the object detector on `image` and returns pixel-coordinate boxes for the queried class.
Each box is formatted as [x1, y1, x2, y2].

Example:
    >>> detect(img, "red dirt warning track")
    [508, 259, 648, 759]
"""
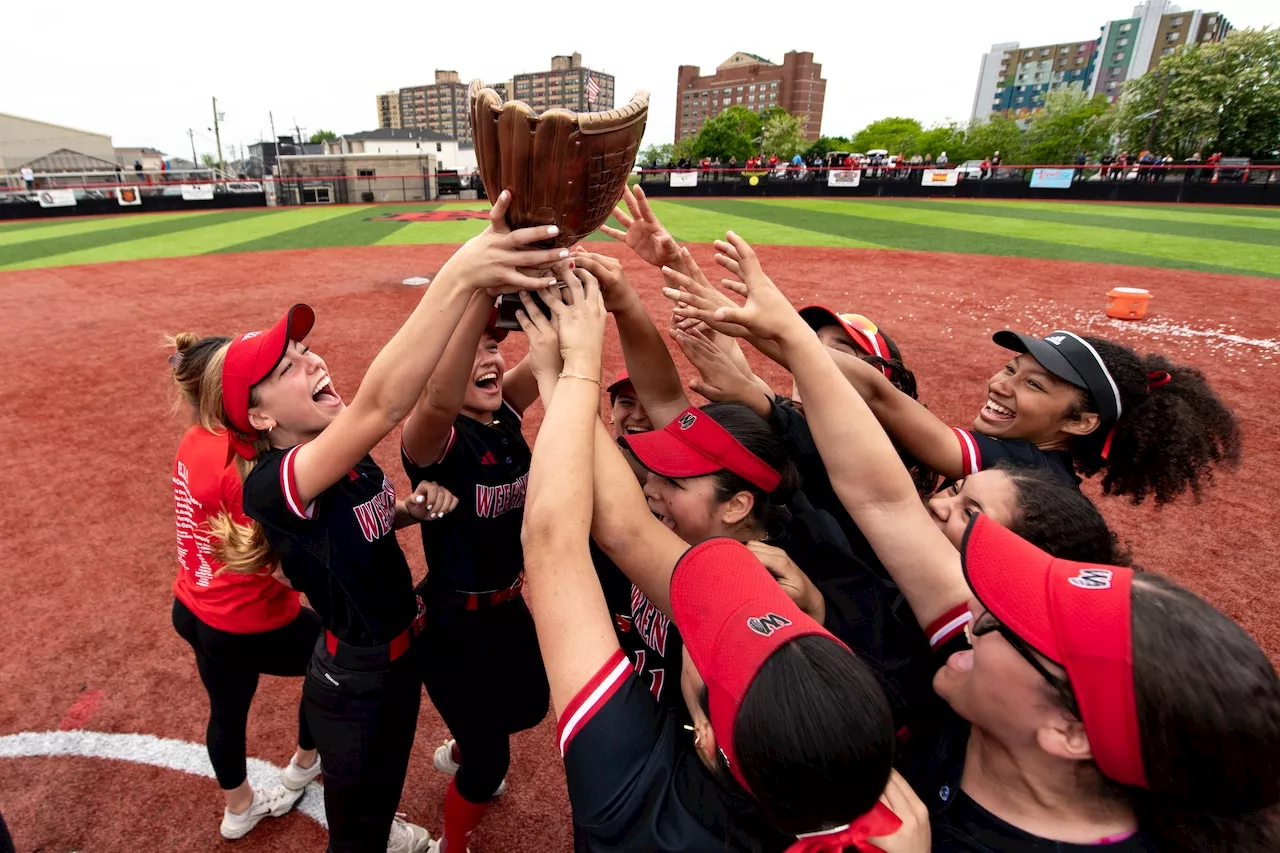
[0, 244, 1276, 853]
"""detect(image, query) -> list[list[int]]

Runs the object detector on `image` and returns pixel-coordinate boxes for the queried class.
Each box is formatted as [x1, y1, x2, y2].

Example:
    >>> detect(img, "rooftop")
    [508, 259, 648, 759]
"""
[343, 127, 455, 142]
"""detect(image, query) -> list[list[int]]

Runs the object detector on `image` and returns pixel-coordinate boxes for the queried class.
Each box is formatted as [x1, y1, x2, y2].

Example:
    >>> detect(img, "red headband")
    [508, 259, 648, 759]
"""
[962, 515, 1147, 788]
[621, 407, 782, 493]
[670, 538, 841, 794]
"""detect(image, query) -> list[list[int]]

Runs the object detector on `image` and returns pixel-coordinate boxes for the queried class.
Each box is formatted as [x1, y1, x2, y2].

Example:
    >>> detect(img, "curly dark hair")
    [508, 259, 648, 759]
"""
[1068, 337, 1240, 505]
[994, 461, 1132, 565]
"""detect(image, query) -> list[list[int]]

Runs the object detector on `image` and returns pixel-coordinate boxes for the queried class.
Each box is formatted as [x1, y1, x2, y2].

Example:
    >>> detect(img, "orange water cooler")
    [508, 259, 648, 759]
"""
[1106, 287, 1152, 320]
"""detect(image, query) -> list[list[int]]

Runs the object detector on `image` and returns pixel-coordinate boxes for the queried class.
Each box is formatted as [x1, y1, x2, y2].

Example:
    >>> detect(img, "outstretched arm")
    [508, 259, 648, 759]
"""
[519, 266, 618, 718]
[660, 242, 967, 479]
[400, 292, 493, 466]
[669, 234, 969, 630]
[573, 250, 689, 429]
[292, 193, 567, 507]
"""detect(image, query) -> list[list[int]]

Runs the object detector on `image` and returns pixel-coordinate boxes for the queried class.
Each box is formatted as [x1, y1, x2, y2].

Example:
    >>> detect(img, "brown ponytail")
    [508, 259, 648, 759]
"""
[166, 333, 275, 576]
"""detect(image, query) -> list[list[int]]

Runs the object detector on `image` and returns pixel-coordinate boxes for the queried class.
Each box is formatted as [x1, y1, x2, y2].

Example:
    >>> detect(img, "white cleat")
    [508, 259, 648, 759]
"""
[281, 754, 323, 791]
[432, 739, 507, 796]
[387, 814, 433, 853]
[219, 784, 304, 840]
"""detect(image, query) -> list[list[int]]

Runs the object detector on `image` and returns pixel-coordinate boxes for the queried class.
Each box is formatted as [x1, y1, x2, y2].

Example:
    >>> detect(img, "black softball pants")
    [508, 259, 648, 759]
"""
[304, 635, 421, 853]
[171, 598, 320, 789]
[418, 591, 550, 803]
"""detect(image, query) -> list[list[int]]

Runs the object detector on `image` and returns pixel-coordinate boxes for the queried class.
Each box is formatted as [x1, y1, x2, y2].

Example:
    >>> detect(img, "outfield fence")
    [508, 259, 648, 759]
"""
[3, 162, 1278, 220]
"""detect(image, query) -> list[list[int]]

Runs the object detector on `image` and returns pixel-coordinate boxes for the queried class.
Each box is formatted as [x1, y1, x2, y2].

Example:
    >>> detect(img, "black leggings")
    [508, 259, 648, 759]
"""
[419, 592, 549, 803]
[172, 598, 321, 789]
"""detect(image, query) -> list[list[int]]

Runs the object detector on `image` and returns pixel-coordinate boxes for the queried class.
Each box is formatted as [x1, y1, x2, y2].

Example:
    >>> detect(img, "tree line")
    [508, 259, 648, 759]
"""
[642, 27, 1279, 168]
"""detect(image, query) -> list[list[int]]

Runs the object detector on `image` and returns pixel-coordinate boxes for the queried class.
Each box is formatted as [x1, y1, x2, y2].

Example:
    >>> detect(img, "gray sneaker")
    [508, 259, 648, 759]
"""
[386, 814, 432, 853]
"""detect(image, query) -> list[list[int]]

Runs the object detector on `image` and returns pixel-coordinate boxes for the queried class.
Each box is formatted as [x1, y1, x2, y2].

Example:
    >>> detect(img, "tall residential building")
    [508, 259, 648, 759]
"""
[1089, 1, 1231, 100]
[973, 40, 1100, 122]
[511, 53, 616, 113]
[971, 1, 1231, 123]
[375, 91, 401, 129]
[397, 71, 510, 143]
[675, 51, 826, 143]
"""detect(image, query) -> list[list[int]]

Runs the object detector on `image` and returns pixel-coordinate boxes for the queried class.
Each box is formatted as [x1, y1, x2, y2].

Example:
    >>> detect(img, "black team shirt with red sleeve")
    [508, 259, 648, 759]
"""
[899, 606, 1154, 852]
[558, 649, 791, 853]
[242, 445, 417, 646]
[949, 428, 1079, 487]
[403, 401, 529, 593]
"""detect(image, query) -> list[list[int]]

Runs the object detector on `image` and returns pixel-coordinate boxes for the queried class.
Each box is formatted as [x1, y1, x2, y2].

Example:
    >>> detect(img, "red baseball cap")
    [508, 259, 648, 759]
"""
[605, 370, 634, 398]
[620, 406, 781, 493]
[222, 304, 315, 437]
[961, 514, 1147, 788]
[670, 537, 841, 795]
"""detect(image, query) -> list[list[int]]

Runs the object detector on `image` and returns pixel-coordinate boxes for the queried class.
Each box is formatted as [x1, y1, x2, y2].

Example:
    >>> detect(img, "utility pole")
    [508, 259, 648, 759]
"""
[294, 119, 306, 146]
[1144, 71, 1176, 152]
[212, 96, 227, 176]
[188, 128, 197, 167]
[269, 111, 279, 174]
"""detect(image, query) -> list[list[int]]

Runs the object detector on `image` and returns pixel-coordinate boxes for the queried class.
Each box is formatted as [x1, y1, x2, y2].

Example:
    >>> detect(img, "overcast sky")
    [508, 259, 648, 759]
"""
[3, 0, 1275, 161]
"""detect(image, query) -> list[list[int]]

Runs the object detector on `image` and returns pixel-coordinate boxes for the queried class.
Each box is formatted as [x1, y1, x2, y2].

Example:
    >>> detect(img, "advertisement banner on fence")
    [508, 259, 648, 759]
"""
[669, 171, 698, 188]
[180, 183, 216, 201]
[921, 169, 959, 187]
[1030, 168, 1075, 189]
[827, 169, 862, 188]
[37, 189, 77, 208]
[115, 186, 142, 206]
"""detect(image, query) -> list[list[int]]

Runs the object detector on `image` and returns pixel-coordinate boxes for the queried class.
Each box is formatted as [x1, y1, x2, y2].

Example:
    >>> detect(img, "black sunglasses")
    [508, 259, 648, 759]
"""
[971, 609, 1079, 717]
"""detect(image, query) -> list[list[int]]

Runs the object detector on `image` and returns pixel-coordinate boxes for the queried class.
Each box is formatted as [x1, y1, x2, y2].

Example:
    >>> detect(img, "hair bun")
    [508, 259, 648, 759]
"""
[171, 332, 200, 353]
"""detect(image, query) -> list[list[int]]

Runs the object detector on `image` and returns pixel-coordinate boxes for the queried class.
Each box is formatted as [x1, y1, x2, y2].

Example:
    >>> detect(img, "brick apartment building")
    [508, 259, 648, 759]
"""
[392, 71, 510, 143]
[674, 51, 826, 143]
[512, 53, 616, 113]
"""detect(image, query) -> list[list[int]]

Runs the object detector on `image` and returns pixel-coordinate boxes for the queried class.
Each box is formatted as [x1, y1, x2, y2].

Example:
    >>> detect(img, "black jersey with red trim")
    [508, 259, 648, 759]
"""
[243, 445, 417, 647]
[560, 650, 792, 853]
[403, 401, 529, 593]
[768, 397, 892, 576]
[950, 428, 1079, 487]
[898, 610, 1154, 852]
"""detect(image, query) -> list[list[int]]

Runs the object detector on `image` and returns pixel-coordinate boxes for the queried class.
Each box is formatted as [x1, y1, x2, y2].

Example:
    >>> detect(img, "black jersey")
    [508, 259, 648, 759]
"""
[951, 428, 1079, 487]
[403, 401, 530, 592]
[560, 650, 791, 853]
[243, 445, 417, 647]
[768, 397, 893, 576]
[899, 623, 1154, 853]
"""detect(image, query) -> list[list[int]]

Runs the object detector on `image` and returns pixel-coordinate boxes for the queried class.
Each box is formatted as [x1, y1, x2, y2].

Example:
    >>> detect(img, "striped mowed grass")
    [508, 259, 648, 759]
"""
[1, 198, 1277, 277]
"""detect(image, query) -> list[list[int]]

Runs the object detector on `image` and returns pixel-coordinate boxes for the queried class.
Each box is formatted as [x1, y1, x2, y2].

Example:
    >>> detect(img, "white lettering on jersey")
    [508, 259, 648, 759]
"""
[474, 472, 530, 519]
[173, 460, 216, 587]
[352, 476, 398, 543]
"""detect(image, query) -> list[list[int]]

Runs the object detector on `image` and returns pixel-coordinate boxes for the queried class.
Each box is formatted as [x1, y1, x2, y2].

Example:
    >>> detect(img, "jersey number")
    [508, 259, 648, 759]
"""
[631, 650, 666, 701]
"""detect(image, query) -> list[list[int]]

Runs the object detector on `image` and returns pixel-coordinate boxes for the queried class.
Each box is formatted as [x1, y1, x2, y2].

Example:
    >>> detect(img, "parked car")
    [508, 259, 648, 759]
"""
[1216, 157, 1251, 182]
[957, 159, 986, 179]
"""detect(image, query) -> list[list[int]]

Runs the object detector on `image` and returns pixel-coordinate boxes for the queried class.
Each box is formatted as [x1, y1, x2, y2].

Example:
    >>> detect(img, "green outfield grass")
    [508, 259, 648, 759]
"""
[1, 198, 1277, 277]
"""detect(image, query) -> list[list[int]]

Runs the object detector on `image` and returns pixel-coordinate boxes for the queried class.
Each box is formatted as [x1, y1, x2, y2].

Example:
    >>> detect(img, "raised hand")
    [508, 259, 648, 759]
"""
[516, 289, 564, 389]
[745, 541, 825, 622]
[599, 184, 682, 269]
[442, 190, 570, 293]
[698, 232, 807, 343]
[672, 326, 770, 415]
[567, 250, 639, 314]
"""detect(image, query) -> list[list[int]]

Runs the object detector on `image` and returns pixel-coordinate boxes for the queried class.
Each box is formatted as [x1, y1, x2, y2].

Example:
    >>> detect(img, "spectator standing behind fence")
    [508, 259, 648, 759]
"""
[979, 158, 990, 180]
[20, 164, 34, 190]
[1184, 152, 1202, 182]
[1205, 151, 1221, 182]
[937, 151, 948, 168]
[1099, 152, 1113, 181]
[924, 153, 934, 168]
[1074, 153, 1087, 181]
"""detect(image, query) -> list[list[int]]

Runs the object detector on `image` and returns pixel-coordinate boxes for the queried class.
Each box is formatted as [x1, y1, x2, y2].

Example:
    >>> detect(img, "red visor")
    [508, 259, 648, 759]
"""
[605, 370, 634, 398]
[799, 306, 892, 378]
[961, 514, 1147, 788]
[222, 304, 315, 440]
[670, 538, 841, 795]
[620, 407, 781, 493]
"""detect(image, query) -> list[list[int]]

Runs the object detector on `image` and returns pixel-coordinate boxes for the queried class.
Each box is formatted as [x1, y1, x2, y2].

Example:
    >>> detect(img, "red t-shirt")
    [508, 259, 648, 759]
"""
[172, 426, 300, 633]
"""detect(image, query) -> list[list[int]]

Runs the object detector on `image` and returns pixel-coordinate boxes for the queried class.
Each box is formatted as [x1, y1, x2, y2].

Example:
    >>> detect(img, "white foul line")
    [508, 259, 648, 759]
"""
[0, 730, 327, 828]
